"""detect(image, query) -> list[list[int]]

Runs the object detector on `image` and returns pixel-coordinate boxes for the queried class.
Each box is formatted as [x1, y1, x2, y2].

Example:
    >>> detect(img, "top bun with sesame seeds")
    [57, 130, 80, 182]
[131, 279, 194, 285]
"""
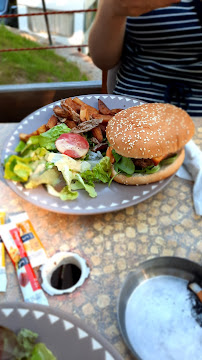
[106, 103, 195, 185]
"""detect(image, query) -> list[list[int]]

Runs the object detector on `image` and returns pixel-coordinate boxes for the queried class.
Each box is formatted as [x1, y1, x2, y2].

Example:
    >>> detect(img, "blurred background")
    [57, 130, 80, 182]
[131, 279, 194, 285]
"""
[0, 0, 103, 122]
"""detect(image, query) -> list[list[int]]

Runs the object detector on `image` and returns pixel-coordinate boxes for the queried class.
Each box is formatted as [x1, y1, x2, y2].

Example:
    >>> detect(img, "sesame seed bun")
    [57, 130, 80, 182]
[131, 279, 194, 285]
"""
[111, 148, 185, 185]
[106, 103, 195, 159]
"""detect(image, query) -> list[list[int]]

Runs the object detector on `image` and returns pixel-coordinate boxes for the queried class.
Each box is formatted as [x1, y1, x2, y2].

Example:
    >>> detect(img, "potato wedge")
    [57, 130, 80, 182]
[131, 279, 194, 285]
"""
[80, 104, 90, 122]
[110, 108, 123, 115]
[46, 115, 58, 129]
[91, 126, 103, 143]
[53, 105, 68, 118]
[98, 99, 112, 115]
[63, 97, 81, 113]
[64, 119, 77, 129]
[73, 97, 99, 116]
[91, 113, 112, 123]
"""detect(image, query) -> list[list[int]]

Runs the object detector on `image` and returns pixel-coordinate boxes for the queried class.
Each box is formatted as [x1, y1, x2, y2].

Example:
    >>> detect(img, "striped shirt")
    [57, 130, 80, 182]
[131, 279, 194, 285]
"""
[113, 0, 202, 116]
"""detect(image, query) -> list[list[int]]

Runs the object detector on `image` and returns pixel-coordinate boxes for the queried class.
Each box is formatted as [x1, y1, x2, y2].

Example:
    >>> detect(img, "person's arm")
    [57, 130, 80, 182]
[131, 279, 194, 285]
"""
[88, 0, 180, 70]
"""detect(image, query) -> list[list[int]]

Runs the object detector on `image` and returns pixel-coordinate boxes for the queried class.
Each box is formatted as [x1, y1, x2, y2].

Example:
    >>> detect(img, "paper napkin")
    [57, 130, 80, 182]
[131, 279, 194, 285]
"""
[176, 140, 202, 216]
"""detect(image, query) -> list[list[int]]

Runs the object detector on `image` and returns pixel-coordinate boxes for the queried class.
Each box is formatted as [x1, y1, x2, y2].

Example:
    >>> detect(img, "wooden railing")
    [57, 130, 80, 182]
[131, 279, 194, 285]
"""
[0, 5, 106, 122]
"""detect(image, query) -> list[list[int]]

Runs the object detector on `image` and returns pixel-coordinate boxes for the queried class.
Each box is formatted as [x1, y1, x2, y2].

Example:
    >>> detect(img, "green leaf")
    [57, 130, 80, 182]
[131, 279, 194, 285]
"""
[74, 173, 97, 198]
[117, 156, 135, 175]
[81, 156, 111, 184]
[38, 123, 71, 150]
[112, 149, 122, 162]
[111, 149, 135, 175]
[30, 343, 57, 360]
[46, 184, 78, 201]
[133, 164, 160, 174]
[16, 328, 38, 358]
[4, 155, 32, 182]
[160, 154, 177, 166]
[25, 167, 61, 189]
[15, 140, 26, 153]
[22, 124, 71, 153]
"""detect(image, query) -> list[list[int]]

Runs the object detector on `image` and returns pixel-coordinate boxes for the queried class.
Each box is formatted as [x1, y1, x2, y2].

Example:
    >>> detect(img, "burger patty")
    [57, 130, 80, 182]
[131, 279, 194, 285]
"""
[132, 158, 154, 168]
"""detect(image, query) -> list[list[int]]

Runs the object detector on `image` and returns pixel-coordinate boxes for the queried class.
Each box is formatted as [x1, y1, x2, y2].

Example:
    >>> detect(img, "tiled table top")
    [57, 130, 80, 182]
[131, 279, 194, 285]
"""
[0, 118, 202, 360]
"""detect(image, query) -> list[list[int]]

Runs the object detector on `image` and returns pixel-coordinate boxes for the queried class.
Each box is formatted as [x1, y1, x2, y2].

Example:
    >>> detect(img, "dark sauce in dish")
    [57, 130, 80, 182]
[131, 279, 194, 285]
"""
[50, 263, 81, 290]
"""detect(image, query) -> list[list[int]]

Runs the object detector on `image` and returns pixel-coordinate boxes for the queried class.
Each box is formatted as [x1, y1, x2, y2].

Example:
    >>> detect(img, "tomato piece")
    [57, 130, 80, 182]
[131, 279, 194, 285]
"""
[55, 133, 89, 158]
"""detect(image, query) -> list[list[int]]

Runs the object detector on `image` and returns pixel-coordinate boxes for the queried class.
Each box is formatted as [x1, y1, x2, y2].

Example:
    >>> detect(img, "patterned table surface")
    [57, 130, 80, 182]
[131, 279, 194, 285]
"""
[0, 118, 202, 360]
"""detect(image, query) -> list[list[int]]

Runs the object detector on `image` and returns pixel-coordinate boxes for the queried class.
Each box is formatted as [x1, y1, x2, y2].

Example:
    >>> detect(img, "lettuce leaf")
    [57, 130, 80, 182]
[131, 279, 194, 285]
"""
[161, 154, 178, 165]
[112, 150, 135, 175]
[81, 156, 111, 185]
[111, 149, 175, 176]
[37, 124, 71, 150]
[30, 343, 56, 360]
[25, 167, 62, 189]
[17, 124, 71, 154]
[16, 328, 38, 358]
[4, 155, 33, 182]
[0, 326, 56, 360]
[46, 184, 78, 201]
[72, 173, 97, 198]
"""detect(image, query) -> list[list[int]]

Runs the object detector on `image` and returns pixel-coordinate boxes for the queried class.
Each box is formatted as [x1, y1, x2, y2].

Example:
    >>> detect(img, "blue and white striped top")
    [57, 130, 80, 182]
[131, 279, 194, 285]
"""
[113, 0, 202, 116]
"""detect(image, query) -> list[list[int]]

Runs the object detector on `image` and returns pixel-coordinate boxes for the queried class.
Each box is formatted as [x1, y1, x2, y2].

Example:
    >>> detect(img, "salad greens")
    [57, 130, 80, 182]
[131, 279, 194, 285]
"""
[111, 149, 177, 176]
[0, 326, 56, 359]
[3, 124, 112, 200]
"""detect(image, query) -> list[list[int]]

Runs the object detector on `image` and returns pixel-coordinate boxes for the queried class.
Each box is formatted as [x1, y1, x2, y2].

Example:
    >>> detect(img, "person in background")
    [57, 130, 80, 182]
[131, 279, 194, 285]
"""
[88, 0, 202, 116]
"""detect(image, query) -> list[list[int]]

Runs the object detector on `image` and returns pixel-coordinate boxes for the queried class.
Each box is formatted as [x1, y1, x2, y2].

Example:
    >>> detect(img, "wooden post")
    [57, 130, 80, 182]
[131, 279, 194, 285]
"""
[102, 70, 108, 94]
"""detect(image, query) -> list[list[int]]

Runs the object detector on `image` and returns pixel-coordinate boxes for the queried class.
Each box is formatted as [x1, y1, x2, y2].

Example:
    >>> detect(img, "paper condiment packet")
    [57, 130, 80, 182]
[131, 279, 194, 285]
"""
[9, 212, 47, 268]
[0, 222, 48, 305]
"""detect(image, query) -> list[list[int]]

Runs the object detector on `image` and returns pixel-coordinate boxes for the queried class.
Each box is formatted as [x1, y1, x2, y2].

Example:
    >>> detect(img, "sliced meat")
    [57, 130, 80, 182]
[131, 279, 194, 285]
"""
[71, 118, 103, 133]
[92, 142, 108, 153]
[60, 100, 81, 123]
[133, 158, 154, 168]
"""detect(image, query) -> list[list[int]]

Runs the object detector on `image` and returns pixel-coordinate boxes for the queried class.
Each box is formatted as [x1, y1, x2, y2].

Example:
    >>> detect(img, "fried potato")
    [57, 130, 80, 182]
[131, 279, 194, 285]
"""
[73, 97, 99, 116]
[61, 100, 80, 123]
[64, 119, 77, 129]
[80, 104, 90, 122]
[53, 105, 68, 118]
[37, 124, 47, 134]
[63, 97, 81, 113]
[19, 97, 123, 147]
[91, 113, 112, 123]
[110, 108, 123, 115]
[19, 124, 47, 142]
[91, 126, 103, 143]
[72, 97, 86, 107]
[98, 99, 112, 115]
[46, 115, 58, 129]
[98, 99, 122, 116]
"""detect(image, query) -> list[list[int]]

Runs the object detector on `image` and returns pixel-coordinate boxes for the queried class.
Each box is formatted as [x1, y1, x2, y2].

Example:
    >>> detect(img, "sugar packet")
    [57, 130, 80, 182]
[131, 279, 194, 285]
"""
[0, 222, 48, 305]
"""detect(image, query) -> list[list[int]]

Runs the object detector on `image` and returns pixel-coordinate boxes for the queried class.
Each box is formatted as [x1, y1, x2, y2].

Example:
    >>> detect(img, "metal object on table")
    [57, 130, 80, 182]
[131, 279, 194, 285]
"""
[117, 256, 202, 360]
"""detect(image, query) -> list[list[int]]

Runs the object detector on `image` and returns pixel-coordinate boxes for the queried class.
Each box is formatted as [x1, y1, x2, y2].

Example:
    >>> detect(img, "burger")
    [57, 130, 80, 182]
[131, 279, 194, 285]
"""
[106, 103, 195, 185]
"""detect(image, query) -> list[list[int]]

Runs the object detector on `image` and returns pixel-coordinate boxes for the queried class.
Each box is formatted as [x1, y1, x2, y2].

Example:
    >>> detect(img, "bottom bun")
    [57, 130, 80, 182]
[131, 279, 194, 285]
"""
[111, 149, 185, 185]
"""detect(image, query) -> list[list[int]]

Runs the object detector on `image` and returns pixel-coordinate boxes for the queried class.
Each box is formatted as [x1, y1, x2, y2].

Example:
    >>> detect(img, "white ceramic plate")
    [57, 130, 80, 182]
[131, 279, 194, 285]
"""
[0, 301, 123, 360]
[1, 94, 174, 215]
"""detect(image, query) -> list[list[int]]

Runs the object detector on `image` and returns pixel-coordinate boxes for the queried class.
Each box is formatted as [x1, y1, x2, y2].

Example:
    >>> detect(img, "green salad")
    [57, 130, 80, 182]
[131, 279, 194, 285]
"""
[111, 149, 178, 176]
[0, 326, 56, 359]
[3, 123, 112, 201]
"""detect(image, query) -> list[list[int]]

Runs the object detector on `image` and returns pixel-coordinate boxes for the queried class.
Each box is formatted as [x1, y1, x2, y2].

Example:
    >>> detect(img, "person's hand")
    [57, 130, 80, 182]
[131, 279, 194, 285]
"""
[110, 0, 180, 17]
